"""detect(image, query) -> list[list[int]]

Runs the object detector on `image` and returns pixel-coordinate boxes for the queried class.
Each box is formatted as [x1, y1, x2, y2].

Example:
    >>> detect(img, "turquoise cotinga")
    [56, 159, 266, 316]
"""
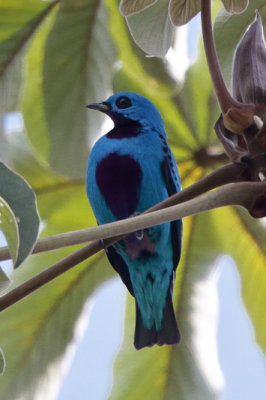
[86, 92, 182, 349]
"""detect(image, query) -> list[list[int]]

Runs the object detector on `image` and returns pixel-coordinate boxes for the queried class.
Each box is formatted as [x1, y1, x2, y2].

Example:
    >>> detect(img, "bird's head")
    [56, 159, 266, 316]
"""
[87, 92, 165, 132]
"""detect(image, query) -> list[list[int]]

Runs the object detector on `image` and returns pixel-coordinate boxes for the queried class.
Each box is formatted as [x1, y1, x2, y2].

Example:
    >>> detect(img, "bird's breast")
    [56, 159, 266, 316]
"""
[96, 152, 142, 220]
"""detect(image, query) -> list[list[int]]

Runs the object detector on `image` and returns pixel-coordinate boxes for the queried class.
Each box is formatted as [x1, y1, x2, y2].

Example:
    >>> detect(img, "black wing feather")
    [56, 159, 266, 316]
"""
[106, 244, 134, 296]
[161, 156, 182, 270]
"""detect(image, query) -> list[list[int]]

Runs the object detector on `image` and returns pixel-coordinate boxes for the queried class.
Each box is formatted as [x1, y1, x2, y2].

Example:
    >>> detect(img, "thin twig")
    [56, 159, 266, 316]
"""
[0, 162, 246, 261]
[1, 179, 265, 312]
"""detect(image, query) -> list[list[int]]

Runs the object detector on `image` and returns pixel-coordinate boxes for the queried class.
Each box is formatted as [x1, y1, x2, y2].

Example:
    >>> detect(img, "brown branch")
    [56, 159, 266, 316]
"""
[0, 241, 102, 312]
[0, 162, 246, 261]
[2, 174, 264, 313]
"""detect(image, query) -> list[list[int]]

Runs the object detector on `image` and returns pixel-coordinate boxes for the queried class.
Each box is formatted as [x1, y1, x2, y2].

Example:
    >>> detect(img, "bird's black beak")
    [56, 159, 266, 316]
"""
[86, 102, 111, 112]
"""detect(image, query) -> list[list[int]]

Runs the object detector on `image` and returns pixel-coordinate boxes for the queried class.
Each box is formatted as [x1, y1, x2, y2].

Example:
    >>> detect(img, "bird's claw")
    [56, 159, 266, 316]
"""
[99, 239, 109, 253]
[130, 211, 144, 241]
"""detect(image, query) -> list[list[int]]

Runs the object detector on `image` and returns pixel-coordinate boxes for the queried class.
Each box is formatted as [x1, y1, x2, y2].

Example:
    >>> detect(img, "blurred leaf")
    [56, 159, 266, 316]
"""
[0, 163, 39, 267]
[172, 44, 220, 149]
[0, 183, 115, 399]
[0, 196, 19, 266]
[126, 0, 174, 57]
[214, 0, 266, 87]
[0, 0, 57, 163]
[213, 207, 266, 351]
[22, 0, 116, 179]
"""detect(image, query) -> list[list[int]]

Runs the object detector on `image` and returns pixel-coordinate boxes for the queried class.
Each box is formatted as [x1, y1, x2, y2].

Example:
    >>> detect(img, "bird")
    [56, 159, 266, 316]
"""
[86, 92, 182, 350]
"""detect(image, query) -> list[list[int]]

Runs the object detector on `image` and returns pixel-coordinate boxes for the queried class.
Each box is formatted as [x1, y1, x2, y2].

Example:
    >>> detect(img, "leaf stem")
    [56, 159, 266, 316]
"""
[200, 0, 249, 113]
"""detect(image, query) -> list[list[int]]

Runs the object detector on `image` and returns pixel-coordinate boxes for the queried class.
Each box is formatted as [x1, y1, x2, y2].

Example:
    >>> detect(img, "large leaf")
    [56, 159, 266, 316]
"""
[214, 207, 266, 350]
[214, 0, 266, 87]
[0, 0, 57, 164]
[126, 0, 174, 57]
[22, 0, 116, 179]
[0, 163, 39, 267]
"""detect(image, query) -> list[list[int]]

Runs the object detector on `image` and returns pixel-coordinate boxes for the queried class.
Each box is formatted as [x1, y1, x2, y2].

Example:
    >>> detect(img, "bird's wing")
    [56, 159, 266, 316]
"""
[106, 245, 135, 296]
[161, 152, 182, 271]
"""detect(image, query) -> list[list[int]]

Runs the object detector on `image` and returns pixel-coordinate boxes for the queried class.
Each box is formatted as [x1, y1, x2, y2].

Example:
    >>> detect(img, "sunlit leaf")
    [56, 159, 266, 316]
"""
[213, 207, 266, 351]
[107, 0, 178, 97]
[0, 163, 39, 267]
[22, 0, 116, 179]
[126, 0, 174, 57]
[120, 0, 157, 16]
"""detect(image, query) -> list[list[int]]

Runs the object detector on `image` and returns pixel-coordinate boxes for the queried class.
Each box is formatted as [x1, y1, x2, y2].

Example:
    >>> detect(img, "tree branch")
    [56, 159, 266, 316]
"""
[1, 179, 266, 312]
[0, 162, 246, 261]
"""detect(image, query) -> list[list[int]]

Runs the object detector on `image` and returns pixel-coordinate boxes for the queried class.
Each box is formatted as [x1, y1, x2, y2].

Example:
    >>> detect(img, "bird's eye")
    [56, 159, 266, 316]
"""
[116, 96, 132, 109]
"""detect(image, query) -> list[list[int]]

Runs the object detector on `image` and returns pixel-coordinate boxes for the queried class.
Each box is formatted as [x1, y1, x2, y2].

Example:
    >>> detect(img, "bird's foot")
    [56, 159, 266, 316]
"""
[99, 239, 109, 253]
[130, 211, 144, 241]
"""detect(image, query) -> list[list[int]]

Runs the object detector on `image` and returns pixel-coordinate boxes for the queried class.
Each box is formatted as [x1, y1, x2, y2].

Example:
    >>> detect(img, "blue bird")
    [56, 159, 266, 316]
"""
[86, 92, 182, 349]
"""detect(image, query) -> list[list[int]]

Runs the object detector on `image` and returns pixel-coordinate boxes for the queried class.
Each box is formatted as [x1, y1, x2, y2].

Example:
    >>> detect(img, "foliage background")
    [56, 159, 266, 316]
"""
[0, 0, 265, 399]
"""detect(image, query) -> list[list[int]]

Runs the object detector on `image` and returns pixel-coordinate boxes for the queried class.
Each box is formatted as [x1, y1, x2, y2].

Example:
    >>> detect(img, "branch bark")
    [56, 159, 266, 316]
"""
[1, 179, 266, 312]
[0, 162, 246, 261]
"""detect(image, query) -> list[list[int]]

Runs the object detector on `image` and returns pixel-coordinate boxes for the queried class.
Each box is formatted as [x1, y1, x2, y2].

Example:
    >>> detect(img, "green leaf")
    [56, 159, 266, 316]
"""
[0, 163, 39, 267]
[169, 0, 201, 26]
[222, 0, 249, 14]
[22, 0, 116, 179]
[214, 0, 266, 87]
[213, 207, 266, 351]
[120, 0, 158, 16]
[126, 0, 174, 57]
[0, 0, 57, 163]
[0, 196, 19, 266]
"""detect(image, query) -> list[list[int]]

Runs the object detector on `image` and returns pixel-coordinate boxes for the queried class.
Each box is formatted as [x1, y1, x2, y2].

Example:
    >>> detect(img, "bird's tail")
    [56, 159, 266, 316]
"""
[134, 288, 180, 350]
